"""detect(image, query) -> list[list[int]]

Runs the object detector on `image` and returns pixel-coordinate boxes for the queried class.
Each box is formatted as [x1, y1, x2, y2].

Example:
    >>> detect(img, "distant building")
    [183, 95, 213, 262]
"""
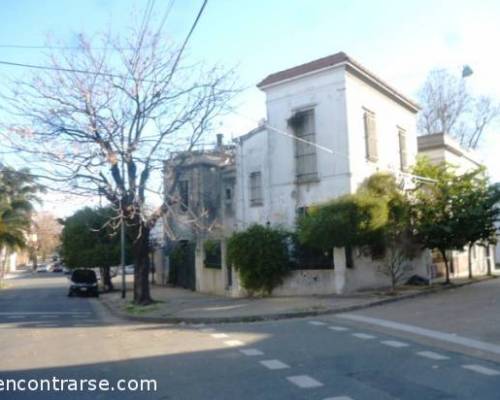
[417, 132, 497, 277]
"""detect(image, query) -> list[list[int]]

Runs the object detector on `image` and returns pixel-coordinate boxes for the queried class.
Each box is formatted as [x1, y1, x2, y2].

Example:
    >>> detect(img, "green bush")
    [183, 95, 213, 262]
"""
[297, 193, 387, 251]
[227, 225, 290, 295]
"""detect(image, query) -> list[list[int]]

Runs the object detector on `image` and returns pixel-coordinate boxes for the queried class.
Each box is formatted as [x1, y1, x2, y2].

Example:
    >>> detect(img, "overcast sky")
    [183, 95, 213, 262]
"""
[1, 0, 499, 216]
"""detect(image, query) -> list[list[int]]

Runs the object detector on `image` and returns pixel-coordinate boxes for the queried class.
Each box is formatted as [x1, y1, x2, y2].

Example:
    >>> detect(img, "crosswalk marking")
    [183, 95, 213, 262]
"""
[260, 359, 290, 370]
[416, 351, 449, 360]
[287, 375, 323, 388]
[462, 364, 500, 376]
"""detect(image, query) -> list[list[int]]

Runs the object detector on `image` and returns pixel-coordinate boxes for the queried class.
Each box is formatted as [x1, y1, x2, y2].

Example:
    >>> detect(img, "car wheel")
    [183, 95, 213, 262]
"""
[68, 290, 73, 297]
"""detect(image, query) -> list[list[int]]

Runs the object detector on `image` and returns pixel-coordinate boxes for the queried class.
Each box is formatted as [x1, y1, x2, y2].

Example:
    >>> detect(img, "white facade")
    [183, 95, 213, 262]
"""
[226, 53, 426, 296]
[235, 60, 418, 232]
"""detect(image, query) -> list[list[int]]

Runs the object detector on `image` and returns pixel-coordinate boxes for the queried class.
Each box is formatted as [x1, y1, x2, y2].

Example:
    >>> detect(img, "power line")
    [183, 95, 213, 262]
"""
[0, 44, 141, 51]
[167, 0, 208, 81]
[0, 59, 157, 83]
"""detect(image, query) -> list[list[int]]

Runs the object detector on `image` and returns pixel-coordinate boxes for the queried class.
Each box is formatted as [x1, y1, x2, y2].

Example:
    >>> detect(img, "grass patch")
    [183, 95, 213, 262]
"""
[124, 301, 163, 315]
[0, 281, 10, 290]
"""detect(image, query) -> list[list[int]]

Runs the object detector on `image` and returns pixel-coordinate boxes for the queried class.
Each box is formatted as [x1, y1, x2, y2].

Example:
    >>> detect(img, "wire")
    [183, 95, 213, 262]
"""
[0, 44, 142, 50]
[0, 59, 157, 83]
[167, 0, 207, 82]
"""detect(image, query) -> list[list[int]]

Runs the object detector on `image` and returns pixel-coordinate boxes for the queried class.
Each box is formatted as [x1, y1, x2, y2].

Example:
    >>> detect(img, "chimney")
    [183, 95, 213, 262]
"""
[216, 133, 223, 150]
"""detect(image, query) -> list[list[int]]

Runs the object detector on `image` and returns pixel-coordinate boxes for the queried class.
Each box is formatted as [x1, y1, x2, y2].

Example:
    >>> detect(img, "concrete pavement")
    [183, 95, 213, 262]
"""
[100, 275, 495, 323]
[1, 273, 500, 399]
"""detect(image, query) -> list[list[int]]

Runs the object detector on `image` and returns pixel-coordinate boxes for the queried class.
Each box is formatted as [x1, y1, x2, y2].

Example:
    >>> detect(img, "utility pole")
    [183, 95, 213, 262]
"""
[121, 153, 126, 299]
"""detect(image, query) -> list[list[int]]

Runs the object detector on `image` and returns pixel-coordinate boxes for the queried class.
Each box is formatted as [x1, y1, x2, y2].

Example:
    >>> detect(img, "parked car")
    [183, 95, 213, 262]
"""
[68, 269, 99, 297]
[36, 264, 48, 273]
[116, 264, 135, 275]
[49, 263, 63, 273]
[62, 266, 71, 275]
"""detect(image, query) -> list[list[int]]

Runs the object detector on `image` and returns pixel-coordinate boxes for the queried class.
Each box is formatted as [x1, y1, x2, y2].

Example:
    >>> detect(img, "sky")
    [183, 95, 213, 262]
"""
[1, 0, 499, 216]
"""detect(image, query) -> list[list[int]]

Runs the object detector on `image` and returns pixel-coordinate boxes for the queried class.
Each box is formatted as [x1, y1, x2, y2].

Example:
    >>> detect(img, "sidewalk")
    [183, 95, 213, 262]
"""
[100, 276, 495, 324]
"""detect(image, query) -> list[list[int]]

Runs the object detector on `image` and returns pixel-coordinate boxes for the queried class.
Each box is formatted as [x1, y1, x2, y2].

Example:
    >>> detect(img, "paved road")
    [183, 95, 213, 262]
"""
[1, 273, 499, 399]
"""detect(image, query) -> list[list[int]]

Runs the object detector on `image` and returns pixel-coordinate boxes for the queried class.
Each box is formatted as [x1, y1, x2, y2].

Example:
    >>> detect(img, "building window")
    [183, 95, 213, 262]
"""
[398, 128, 408, 171]
[363, 109, 378, 162]
[204, 240, 222, 269]
[179, 180, 189, 212]
[290, 109, 318, 183]
[224, 184, 234, 216]
[249, 171, 263, 206]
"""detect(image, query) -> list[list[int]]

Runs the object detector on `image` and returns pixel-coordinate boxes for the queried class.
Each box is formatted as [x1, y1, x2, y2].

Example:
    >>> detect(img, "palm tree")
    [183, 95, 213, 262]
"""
[0, 167, 43, 278]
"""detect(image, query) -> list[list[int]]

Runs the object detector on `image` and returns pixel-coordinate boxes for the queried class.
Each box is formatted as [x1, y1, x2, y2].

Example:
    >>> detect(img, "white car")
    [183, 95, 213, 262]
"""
[36, 264, 48, 273]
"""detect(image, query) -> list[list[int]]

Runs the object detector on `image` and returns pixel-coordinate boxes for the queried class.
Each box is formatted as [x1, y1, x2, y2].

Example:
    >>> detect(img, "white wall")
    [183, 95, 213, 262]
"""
[344, 73, 418, 190]
[236, 67, 352, 230]
[236, 66, 418, 232]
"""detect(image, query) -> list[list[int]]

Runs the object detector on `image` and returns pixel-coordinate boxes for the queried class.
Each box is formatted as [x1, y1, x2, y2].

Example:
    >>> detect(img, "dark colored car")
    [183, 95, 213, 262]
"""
[68, 269, 99, 297]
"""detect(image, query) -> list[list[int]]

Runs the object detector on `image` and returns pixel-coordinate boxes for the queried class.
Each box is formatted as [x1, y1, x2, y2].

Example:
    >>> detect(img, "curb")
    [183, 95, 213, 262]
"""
[99, 276, 496, 325]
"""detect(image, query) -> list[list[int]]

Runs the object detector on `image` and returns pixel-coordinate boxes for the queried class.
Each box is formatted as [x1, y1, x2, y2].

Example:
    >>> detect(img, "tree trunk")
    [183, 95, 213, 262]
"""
[133, 224, 153, 305]
[468, 243, 473, 280]
[440, 248, 450, 284]
[100, 266, 114, 291]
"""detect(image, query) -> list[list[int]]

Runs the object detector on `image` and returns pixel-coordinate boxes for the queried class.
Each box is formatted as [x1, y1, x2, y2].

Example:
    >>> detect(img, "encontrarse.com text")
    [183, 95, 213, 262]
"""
[0, 377, 157, 392]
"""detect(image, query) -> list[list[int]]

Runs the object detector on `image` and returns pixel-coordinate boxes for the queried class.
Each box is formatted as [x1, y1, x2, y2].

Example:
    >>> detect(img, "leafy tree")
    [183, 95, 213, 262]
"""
[453, 177, 500, 278]
[297, 193, 388, 257]
[60, 207, 132, 291]
[0, 167, 42, 278]
[227, 225, 290, 295]
[298, 173, 417, 290]
[411, 157, 498, 283]
[359, 174, 417, 290]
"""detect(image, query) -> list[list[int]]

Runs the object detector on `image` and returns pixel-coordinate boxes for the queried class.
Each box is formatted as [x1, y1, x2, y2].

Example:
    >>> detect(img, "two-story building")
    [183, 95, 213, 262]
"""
[165, 52, 433, 296]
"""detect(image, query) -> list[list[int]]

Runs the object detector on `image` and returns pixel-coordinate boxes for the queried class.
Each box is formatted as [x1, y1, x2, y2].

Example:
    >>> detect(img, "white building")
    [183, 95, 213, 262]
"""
[235, 52, 419, 230]
[224, 52, 431, 296]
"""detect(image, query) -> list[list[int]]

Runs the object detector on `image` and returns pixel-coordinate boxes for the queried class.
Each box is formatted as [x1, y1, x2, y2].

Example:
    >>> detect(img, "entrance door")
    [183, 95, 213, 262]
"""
[169, 241, 196, 290]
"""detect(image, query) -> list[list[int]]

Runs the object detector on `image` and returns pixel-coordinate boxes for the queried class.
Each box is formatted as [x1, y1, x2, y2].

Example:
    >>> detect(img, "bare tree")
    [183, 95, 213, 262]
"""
[418, 69, 500, 149]
[32, 212, 62, 262]
[0, 13, 237, 304]
[378, 248, 413, 292]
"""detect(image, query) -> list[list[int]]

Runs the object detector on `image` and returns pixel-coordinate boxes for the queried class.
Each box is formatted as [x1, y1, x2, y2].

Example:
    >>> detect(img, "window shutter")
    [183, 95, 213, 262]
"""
[294, 109, 318, 182]
[364, 111, 378, 162]
[398, 129, 408, 171]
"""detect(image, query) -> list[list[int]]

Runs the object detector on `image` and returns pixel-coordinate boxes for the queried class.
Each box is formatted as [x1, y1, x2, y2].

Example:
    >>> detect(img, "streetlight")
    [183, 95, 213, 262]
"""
[462, 65, 473, 78]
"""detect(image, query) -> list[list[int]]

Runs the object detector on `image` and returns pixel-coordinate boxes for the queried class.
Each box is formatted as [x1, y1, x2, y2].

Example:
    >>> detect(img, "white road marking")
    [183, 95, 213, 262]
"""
[381, 340, 409, 348]
[308, 321, 327, 326]
[352, 333, 376, 340]
[260, 359, 290, 370]
[0, 312, 90, 315]
[200, 328, 216, 333]
[323, 397, 354, 400]
[240, 348, 264, 356]
[329, 326, 349, 331]
[39, 315, 59, 319]
[211, 333, 229, 339]
[462, 364, 500, 376]
[6, 315, 26, 319]
[416, 351, 449, 360]
[224, 340, 244, 347]
[339, 313, 500, 356]
[286, 375, 323, 388]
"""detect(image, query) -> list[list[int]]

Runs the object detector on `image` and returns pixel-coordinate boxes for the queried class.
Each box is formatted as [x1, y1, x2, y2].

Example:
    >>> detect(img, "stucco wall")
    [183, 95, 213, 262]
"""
[272, 270, 336, 296]
[344, 72, 418, 191]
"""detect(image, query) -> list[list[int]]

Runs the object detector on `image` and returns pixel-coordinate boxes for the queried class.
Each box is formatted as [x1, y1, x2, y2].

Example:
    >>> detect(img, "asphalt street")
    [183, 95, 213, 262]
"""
[1, 273, 499, 399]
